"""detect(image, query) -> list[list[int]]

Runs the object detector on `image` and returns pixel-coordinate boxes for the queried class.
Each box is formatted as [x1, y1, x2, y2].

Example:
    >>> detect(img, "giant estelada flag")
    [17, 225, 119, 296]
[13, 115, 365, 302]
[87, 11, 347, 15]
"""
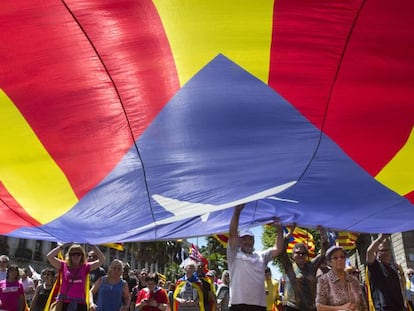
[1, 0, 413, 243]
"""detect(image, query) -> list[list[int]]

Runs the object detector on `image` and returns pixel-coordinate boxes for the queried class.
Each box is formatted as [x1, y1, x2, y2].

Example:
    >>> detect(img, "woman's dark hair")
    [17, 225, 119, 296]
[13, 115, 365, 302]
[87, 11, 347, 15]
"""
[145, 272, 159, 284]
[41, 267, 56, 277]
[7, 264, 20, 281]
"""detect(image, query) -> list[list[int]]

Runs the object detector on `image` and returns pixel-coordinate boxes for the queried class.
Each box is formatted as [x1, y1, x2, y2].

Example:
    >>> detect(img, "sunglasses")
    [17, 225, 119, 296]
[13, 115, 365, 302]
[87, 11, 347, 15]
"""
[294, 252, 307, 256]
[70, 252, 82, 257]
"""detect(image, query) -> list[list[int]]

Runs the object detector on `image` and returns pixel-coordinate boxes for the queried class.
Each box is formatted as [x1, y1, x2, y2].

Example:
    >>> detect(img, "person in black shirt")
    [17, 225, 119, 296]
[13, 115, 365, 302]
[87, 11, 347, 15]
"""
[366, 234, 407, 311]
[123, 263, 138, 311]
[88, 250, 106, 284]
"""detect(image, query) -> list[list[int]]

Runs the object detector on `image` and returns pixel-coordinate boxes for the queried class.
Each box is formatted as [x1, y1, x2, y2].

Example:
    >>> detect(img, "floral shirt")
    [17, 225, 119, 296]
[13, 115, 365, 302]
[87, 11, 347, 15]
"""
[316, 270, 368, 311]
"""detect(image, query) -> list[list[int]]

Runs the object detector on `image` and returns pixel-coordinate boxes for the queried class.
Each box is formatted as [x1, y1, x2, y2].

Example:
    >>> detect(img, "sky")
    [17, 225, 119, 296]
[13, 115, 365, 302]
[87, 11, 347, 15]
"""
[188, 224, 282, 280]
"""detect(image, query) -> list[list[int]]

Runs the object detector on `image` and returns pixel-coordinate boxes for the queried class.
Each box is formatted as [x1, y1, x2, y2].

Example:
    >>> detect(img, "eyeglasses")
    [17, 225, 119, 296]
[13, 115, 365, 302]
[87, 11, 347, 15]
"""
[70, 252, 82, 257]
[331, 255, 346, 260]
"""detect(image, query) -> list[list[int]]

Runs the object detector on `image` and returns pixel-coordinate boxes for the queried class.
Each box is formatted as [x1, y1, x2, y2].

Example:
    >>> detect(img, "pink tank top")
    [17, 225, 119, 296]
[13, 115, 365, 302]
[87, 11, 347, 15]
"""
[59, 261, 91, 302]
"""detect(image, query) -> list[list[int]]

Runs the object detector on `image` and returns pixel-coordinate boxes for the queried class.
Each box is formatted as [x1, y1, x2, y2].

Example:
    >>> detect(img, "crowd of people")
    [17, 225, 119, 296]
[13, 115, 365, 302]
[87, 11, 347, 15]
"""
[0, 205, 413, 311]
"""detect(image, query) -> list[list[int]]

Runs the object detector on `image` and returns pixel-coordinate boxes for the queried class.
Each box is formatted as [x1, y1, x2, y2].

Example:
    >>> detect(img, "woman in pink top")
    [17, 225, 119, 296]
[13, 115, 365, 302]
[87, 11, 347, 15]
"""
[47, 243, 105, 311]
[0, 264, 26, 311]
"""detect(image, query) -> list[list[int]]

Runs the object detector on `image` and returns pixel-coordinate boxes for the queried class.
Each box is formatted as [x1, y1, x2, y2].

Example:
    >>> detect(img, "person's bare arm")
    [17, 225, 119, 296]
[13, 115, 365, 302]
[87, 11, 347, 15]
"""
[121, 282, 131, 311]
[270, 218, 284, 257]
[30, 285, 41, 311]
[46, 242, 71, 270]
[229, 204, 244, 248]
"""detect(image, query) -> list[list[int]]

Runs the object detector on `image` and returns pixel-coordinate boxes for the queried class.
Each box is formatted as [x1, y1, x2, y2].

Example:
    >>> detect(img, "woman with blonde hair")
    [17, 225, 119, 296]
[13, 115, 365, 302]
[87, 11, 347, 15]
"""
[90, 259, 130, 311]
[47, 243, 105, 311]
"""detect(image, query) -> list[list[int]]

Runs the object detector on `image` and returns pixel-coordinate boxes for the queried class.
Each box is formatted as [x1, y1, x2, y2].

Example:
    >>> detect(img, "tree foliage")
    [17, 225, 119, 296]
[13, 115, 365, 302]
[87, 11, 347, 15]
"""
[199, 236, 227, 276]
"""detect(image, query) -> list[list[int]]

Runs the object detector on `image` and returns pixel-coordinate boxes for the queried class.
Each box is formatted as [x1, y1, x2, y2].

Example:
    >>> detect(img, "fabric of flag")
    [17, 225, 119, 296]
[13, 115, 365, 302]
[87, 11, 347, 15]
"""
[158, 272, 166, 285]
[173, 279, 205, 311]
[335, 231, 358, 250]
[1, 0, 413, 244]
[285, 227, 316, 257]
[365, 266, 375, 311]
[101, 243, 124, 251]
[189, 244, 209, 272]
[213, 234, 229, 247]
[44, 270, 62, 311]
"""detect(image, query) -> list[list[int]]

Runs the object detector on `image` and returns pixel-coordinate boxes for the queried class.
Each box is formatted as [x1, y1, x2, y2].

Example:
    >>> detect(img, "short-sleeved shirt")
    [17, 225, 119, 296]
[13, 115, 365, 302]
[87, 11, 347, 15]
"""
[367, 259, 405, 310]
[316, 270, 367, 310]
[227, 245, 274, 307]
[216, 284, 229, 311]
[265, 278, 279, 311]
[136, 287, 168, 311]
[0, 279, 25, 311]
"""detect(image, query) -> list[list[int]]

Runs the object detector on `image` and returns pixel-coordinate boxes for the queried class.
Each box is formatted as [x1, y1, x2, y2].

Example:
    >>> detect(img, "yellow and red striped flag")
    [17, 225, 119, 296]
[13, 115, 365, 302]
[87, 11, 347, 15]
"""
[213, 233, 229, 247]
[336, 231, 358, 250]
[285, 227, 316, 257]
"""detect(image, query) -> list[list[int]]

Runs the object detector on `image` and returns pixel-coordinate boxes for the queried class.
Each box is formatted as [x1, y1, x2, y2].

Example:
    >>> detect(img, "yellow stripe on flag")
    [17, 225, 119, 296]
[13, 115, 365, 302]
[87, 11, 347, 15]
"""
[101, 243, 124, 251]
[0, 89, 78, 223]
[153, 0, 274, 86]
[376, 126, 414, 196]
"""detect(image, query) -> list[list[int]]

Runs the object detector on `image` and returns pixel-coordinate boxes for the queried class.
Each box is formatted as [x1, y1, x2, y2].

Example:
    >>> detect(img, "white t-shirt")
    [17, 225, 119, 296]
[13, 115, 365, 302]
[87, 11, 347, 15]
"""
[227, 246, 273, 307]
[21, 277, 35, 301]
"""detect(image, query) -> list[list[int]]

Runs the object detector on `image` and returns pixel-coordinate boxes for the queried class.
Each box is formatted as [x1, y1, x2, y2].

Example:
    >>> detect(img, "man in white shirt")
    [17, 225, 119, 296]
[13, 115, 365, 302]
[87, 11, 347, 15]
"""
[227, 204, 283, 311]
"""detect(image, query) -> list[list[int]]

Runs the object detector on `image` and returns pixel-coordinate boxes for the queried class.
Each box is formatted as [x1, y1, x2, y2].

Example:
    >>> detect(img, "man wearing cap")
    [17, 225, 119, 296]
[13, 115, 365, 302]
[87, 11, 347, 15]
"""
[278, 224, 328, 311]
[227, 204, 283, 311]
[366, 234, 407, 311]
